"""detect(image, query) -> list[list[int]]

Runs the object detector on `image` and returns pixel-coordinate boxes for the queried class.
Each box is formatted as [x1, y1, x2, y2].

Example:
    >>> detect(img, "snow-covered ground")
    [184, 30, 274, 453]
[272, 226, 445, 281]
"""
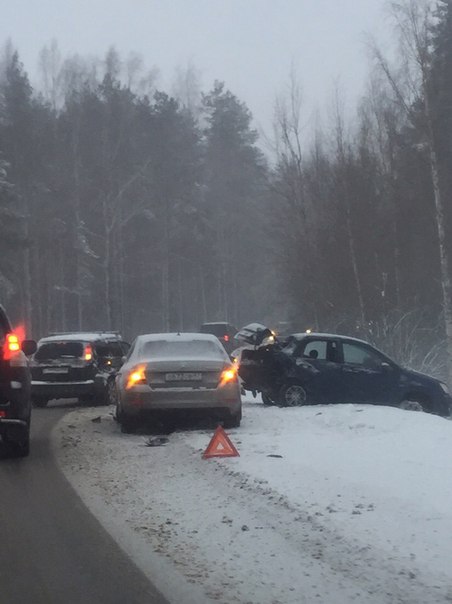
[54, 396, 452, 604]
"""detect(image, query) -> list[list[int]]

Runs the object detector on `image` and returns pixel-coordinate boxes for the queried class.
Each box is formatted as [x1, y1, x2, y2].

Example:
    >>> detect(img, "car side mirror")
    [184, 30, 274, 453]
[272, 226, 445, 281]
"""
[22, 339, 37, 356]
[121, 356, 127, 364]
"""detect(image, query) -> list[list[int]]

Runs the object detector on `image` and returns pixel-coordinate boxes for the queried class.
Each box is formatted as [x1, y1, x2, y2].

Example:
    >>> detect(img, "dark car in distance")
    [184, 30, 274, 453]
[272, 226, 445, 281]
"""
[0, 305, 37, 457]
[237, 327, 452, 417]
[30, 332, 129, 407]
[200, 322, 238, 356]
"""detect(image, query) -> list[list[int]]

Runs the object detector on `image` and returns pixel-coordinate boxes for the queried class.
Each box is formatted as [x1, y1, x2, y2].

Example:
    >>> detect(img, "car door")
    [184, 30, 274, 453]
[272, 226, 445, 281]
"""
[292, 338, 344, 403]
[339, 341, 399, 404]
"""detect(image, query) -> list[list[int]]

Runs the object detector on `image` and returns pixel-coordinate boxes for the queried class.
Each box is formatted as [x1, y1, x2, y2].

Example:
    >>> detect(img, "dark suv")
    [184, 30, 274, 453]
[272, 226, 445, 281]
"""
[237, 325, 452, 417]
[0, 305, 37, 457]
[200, 322, 238, 356]
[30, 332, 129, 407]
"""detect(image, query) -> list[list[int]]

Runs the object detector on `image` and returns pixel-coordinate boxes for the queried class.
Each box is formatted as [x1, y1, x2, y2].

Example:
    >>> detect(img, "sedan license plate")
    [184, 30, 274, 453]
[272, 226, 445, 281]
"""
[43, 367, 69, 374]
[165, 372, 202, 382]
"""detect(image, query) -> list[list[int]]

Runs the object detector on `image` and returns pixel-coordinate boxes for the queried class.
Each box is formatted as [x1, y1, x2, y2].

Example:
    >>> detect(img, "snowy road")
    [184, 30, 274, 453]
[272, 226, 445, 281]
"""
[55, 397, 452, 604]
[0, 403, 166, 604]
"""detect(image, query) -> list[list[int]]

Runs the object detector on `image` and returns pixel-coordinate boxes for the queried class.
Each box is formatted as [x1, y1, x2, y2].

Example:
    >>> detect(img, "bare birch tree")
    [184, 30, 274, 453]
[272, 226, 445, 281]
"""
[373, 0, 452, 385]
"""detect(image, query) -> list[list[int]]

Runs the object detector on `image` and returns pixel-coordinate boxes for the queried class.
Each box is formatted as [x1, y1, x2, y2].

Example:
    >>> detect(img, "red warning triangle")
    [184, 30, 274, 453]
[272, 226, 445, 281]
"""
[203, 426, 240, 459]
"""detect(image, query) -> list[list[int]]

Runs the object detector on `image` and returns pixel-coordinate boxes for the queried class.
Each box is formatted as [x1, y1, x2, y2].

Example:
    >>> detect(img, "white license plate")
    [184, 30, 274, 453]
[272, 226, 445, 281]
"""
[165, 372, 202, 382]
[43, 368, 69, 374]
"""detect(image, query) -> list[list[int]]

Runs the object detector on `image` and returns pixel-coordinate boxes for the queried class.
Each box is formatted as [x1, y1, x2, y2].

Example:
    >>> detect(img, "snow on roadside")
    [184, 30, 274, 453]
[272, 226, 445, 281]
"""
[54, 398, 452, 604]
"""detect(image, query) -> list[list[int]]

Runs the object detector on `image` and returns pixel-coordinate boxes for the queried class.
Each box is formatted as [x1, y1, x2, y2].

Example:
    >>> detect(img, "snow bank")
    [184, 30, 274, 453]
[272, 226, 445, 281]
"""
[54, 398, 452, 604]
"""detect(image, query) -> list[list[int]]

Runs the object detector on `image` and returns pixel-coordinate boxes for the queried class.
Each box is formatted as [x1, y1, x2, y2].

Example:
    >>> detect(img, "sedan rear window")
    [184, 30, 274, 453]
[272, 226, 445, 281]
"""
[35, 341, 84, 360]
[142, 339, 222, 358]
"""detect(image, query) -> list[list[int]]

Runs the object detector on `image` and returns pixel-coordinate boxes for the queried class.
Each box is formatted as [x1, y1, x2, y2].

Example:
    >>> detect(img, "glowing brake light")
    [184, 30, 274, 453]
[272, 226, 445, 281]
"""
[223, 334, 230, 342]
[84, 344, 93, 361]
[219, 366, 237, 386]
[7, 334, 20, 352]
[126, 365, 147, 389]
[4, 333, 21, 360]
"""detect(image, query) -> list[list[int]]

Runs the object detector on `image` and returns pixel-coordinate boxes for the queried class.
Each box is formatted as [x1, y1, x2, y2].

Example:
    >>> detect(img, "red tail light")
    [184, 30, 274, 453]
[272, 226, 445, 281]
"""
[219, 366, 237, 386]
[126, 365, 147, 389]
[84, 344, 93, 361]
[4, 333, 21, 360]
[223, 334, 230, 342]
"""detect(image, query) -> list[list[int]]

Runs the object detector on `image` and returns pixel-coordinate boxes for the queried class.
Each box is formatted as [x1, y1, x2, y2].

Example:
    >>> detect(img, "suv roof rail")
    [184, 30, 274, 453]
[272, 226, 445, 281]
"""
[47, 331, 122, 337]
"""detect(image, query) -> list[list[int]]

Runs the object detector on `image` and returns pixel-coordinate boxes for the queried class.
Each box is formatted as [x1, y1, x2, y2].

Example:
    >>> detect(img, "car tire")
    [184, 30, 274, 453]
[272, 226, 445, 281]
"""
[399, 399, 424, 412]
[262, 392, 277, 406]
[223, 409, 242, 428]
[103, 378, 117, 406]
[4, 427, 30, 458]
[120, 417, 138, 434]
[279, 382, 307, 407]
[33, 398, 48, 408]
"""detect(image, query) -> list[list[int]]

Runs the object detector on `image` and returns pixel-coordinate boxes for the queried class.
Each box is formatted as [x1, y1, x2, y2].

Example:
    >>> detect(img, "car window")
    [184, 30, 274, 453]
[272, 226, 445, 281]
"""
[200, 324, 236, 338]
[141, 339, 223, 358]
[342, 343, 382, 367]
[95, 341, 123, 358]
[120, 341, 130, 355]
[301, 340, 328, 360]
[35, 341, 84, 360]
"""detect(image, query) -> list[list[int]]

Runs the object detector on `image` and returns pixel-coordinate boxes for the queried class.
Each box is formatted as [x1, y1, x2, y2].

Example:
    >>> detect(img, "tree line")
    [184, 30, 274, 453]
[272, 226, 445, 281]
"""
[1, 0, 452, 382]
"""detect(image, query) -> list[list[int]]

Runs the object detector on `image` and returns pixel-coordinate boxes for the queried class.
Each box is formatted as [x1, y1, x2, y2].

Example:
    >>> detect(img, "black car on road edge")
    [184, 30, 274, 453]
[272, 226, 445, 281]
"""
[237, 326, 452, 417]
[0, 305, 37, 457]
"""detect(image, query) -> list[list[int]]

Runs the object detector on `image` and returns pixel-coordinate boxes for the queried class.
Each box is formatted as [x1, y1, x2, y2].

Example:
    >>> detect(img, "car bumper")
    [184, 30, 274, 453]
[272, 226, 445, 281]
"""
[121, 385, 241, 414]
[31, 380, 96, 400]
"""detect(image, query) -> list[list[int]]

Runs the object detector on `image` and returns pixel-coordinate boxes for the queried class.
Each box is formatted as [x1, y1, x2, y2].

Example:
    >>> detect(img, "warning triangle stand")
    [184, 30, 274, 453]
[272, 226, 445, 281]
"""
[202, 425, 240, 459]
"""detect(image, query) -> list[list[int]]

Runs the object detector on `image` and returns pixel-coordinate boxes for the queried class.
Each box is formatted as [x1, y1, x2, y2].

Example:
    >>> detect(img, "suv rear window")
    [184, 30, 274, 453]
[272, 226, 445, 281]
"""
[200, 323, 234, 337]
[35, 341, 84, 360]
[95, 342, 124, 358]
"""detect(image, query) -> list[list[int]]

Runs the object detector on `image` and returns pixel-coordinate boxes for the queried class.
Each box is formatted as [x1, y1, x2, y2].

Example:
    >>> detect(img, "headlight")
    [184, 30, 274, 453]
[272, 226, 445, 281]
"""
[440, 382, 450, 395]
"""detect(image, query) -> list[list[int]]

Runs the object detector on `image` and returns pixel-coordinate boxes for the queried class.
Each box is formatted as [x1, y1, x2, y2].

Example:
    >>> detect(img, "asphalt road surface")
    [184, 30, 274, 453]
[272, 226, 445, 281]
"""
[0, 402, 168, 604]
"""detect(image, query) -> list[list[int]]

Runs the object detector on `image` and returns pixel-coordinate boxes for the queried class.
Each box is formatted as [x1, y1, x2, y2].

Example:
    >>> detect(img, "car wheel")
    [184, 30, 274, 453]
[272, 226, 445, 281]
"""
[399, 394, 429, 413]
[4, 427, 30, 458]
[104, 379, 117, 406]
[279, 382, 307, 407]
[120, 417, 138, 434]
[262, 392, 277, 406]
[223, 409, 242, 429]
[33, 398, 48, 408]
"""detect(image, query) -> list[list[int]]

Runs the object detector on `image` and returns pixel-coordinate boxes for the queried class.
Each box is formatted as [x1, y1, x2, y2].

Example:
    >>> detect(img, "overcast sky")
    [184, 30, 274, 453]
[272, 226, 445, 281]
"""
[1, 0, 391, 134]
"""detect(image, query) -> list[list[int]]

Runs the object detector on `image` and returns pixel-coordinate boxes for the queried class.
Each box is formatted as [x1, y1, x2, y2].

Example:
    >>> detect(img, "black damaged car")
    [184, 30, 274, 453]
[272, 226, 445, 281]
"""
[236, 324, 452, 417]
[0, 305, 37, 457]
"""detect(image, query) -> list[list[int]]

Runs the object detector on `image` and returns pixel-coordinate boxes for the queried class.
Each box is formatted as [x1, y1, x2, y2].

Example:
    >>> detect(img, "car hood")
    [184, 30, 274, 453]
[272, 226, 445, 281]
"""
[235, 323, 274, 346]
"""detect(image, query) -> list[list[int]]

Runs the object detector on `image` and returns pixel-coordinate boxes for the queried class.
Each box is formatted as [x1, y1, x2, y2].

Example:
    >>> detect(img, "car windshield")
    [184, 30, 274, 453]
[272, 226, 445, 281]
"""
[141, 339, 222, 359]
[35, 341, 84, 360]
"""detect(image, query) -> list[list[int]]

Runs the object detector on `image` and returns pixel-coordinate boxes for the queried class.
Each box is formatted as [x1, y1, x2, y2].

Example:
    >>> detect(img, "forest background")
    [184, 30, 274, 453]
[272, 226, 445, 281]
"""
[1, 0, 452, 381]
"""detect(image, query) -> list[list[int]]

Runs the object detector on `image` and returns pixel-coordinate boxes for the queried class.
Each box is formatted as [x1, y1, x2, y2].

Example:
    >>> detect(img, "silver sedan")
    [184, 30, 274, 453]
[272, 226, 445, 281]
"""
[115, 333, 242, 433]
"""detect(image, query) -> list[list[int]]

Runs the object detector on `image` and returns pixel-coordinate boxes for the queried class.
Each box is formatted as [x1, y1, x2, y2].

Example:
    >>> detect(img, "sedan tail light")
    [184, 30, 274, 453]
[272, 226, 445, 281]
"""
[126, 365, 147, 389]
[219, 366, 238, 386]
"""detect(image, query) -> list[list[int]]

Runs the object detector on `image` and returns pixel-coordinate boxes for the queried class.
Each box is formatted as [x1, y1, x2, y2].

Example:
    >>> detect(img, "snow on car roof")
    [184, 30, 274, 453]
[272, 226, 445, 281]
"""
[290, 332, 369, 345]
[201, 322, 231, 326]
[39, 332, 121, 343]
[138, 332, 221, 343]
